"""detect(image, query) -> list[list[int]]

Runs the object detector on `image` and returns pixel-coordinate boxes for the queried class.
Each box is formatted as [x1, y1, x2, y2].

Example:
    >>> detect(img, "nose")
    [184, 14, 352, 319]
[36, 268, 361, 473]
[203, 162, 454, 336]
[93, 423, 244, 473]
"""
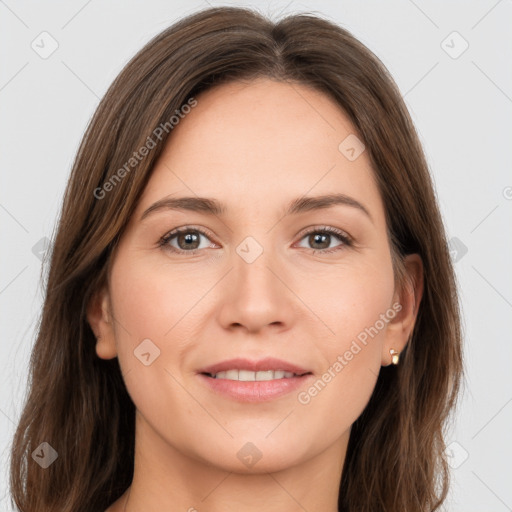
[216, 241, 296, 334]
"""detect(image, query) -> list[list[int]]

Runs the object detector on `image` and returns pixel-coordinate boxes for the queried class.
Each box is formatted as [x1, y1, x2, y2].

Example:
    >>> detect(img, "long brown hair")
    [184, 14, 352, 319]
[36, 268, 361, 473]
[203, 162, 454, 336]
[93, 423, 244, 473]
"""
[9, 6, 464, 511]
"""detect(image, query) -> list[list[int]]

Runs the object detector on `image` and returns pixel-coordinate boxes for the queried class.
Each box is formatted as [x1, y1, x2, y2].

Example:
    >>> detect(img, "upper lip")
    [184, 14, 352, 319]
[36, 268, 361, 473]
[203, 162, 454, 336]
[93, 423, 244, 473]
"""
[198, 357, 312, 376]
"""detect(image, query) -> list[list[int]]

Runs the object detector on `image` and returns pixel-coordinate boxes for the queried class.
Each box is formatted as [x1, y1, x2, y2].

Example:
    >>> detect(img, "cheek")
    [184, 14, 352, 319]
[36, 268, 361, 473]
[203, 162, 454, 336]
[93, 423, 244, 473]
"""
[107, 249, 220, 392]
[109, 252, 211, 347]
[291, 256, 394, 429]
[107, 255, 206, 439]
[298, 253, 395, 350]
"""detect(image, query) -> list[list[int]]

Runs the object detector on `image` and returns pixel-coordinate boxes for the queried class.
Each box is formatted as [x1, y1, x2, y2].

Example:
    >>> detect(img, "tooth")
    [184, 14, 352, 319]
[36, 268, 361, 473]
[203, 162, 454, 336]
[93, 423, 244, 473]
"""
[210, 369, 301, 380]
[238, 370, 256, 381]
[255, 370, 274, 381]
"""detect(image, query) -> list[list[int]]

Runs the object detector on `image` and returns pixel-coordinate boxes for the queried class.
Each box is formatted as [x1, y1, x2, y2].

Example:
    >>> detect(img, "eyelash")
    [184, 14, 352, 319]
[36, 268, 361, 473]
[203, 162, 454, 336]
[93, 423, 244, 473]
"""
[158, 225, 353, 256]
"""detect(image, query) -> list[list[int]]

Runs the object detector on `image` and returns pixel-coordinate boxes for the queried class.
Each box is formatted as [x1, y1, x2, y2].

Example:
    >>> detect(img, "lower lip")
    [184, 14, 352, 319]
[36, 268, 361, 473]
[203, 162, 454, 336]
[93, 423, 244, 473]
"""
[198, 373, 313, 402]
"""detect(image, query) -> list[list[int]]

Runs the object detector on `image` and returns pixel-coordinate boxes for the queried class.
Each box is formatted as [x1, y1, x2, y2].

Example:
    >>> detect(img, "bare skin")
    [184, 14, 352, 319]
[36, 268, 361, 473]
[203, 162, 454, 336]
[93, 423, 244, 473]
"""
[89, 78, 423, 512]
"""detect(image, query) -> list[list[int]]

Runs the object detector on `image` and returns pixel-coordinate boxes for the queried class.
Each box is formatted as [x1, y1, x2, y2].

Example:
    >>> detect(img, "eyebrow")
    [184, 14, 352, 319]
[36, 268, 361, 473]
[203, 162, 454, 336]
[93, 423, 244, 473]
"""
[140, 193, 373, 223]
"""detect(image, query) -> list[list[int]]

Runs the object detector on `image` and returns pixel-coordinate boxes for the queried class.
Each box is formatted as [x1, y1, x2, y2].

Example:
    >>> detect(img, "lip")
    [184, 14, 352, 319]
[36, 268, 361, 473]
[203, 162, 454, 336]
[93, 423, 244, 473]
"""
[198, 373, 314, 402]
[197, 357, 313, 403]
[197, 357, 311, 376]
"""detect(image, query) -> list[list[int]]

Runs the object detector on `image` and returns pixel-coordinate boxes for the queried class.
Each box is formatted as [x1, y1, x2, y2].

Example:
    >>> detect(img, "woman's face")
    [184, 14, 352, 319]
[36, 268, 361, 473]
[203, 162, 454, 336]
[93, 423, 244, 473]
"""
[91, 78, 419, 474]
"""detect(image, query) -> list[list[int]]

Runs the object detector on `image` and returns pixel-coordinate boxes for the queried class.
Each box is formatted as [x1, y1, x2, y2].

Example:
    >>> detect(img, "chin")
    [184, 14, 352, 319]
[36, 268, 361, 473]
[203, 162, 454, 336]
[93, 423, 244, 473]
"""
[190, 436, 311, 475]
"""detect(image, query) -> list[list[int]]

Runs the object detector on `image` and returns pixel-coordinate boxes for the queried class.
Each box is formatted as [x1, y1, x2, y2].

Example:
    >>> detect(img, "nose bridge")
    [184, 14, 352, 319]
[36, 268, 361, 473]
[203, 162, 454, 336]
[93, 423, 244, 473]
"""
[217, 231, 293, 332]
[234, 232, 281, 299]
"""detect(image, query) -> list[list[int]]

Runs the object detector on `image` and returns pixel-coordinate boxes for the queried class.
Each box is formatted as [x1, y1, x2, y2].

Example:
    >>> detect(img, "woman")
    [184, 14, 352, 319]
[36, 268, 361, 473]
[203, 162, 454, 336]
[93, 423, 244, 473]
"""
[9, 6, 464, 511]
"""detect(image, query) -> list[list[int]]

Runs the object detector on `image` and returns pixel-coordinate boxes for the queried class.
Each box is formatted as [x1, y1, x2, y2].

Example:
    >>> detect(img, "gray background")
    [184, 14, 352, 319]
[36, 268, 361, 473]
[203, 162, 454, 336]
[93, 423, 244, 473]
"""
[1, 0, 511, 510]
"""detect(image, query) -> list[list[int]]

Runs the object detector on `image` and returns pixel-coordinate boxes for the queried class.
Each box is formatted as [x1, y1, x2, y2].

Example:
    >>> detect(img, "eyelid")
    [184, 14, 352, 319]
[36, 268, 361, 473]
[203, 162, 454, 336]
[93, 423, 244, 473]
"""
[162, 224, 217, 240]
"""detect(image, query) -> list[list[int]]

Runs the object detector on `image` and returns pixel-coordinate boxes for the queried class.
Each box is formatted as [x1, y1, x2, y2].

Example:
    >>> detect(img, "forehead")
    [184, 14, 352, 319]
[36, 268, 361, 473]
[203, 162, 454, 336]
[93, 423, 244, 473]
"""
[135, 78, 385, 227]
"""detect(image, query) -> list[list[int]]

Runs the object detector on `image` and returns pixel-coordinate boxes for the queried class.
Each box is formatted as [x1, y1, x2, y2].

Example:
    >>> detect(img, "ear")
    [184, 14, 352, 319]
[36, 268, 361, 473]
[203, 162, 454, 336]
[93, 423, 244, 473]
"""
[86, 284, 117, 360]
[382, 253, 424, 366]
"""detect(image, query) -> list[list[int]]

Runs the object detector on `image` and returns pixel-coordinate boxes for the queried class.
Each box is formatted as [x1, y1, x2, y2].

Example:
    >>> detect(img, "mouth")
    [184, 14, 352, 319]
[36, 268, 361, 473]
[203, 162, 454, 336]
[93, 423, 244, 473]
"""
[196, 358, 314, 402]
[201, 369, 311, 380]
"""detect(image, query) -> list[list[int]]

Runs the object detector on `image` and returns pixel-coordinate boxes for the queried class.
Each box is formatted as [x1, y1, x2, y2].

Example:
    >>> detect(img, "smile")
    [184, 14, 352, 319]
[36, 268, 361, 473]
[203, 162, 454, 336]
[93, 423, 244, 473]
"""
[205, 369, 307, 381]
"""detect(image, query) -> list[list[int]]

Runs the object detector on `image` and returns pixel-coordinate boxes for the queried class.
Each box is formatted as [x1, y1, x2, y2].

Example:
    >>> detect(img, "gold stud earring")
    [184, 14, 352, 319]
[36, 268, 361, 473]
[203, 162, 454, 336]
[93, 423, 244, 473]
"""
[389, 349, 400, 365]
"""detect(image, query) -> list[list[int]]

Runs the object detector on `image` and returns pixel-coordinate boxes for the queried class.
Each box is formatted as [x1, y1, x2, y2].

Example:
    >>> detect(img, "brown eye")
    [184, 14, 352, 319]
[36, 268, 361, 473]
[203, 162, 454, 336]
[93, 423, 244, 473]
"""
[160, 227, 214, 254]
[296, 227, 352, 254]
